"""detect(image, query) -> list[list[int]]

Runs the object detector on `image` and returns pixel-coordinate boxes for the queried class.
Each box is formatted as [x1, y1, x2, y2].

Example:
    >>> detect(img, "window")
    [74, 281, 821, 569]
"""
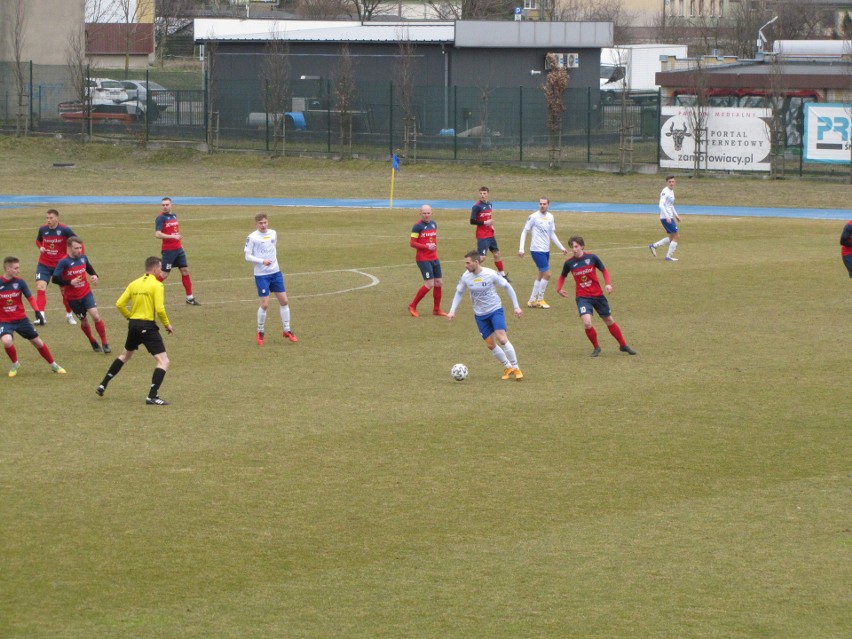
[524, 0, 537, 9]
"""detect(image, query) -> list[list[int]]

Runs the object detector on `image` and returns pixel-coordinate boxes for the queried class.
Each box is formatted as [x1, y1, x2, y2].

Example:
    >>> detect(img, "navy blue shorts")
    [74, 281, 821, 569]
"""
[576, 296, 611, 318]
[35, 263, 55, 283]
[474, 307, 507, 340]
[416, 260, 442, 281]
[255, 272, 286, 296]
[843, 253, 852, 278]
[0, 318, 39, 340]
[477, 237, 500, 256]
[161, 248, 188, 272]
[661, 218, 679, 234]
[68, 292, 97, 319]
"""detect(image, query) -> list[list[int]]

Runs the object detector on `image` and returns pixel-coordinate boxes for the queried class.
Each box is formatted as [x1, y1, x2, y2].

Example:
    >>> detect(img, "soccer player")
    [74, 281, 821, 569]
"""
[244, 213, 297, 345]
[96, 256, 174, 405]
[34, 208, 78, 325]
[649, 175, 682, 261]
[447, 251, 524, 381]
[841, 218, 852, 278]
[155, 196, 200, 305]
[408, 204, 447, 318]
[470, 186, 509, 280]
[52, 237, 110, 353]
[518, 197, 568, 309]
[556, 236, 637, 357]
[1, 256, 66, 377]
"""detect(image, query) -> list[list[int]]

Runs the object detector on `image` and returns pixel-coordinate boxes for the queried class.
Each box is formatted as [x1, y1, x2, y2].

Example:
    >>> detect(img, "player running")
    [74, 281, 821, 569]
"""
[52, 237, 110, 353]
[470, 186, 509, 280]
[34, 208, 78, 325]
[155, 197, 200, 305]
[447, 251, 524, 381]
[649, 175, 682, 262]
[556, 236, 637, 357]
[1, 256, 66, 377]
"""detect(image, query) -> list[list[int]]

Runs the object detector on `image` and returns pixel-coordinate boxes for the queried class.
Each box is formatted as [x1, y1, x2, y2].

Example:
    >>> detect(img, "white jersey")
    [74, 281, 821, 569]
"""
[450, 266, 520, 317]
[659, 186, 677, 219]
[519, 210, 565, 253]
[245, 228, 281, 276]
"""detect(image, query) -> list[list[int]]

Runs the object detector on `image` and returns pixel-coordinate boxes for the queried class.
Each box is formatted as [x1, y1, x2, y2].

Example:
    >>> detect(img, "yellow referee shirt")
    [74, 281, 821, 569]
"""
[116, 273, 171, 327]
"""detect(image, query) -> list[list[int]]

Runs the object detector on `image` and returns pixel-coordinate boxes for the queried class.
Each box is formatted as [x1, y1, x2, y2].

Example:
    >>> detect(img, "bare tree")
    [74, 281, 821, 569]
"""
[66, 25, 93, 140]
[767, 50, 787, 178]
[426, 0, 516, 20]
[543, 53, 569, 168]
[155, 0, 191, 65]
[683, 57, 710, 178]
[345, 0, 385, 21]
[395, 32, 418, 164]
[204, 37, 219, 152]
[7, 0, 29, 136]
[297, 0, 348, 19]
[335, 43, 356, 158]
[550, 0, 635, 44]
[259, 33, 291, 157]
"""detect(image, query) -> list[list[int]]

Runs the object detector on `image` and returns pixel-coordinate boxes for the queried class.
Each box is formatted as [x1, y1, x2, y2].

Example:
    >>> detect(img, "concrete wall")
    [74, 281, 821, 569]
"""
[0, 0, 85, 65]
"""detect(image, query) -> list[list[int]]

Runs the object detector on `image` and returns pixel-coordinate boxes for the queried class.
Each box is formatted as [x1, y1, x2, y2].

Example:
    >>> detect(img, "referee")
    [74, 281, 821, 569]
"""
[96, 256, 174, 405]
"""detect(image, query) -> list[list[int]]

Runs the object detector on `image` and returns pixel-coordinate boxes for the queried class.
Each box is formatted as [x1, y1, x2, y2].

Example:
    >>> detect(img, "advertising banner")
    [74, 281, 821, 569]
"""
[660, 106, 771, 172]
[804, 104, 852, 164]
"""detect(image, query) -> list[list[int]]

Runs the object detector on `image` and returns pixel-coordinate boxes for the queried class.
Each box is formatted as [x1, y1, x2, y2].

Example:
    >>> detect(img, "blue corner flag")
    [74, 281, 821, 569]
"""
[391, 154, 400, 173]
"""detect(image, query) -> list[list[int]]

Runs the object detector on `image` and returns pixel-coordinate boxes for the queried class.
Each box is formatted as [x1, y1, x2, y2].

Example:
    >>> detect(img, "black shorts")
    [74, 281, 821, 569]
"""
[843, 253, 852, 278]
[576, 295, 612, 318]
[125, 319, 166, 355]
[477, 237, 500, 256]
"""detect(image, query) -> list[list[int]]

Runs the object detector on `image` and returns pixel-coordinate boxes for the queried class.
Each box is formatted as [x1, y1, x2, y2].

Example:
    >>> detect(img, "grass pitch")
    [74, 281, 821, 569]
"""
[0, 140, 849, 639]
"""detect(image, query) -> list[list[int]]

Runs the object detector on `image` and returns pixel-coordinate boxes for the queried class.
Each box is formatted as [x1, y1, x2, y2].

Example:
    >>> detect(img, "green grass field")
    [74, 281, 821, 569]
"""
[1, 139, 849, 638]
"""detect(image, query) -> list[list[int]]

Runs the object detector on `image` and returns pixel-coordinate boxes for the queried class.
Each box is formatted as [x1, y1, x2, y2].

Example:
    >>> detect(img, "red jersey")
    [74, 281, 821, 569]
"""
[53, 255, 96, 301]
[841, 220, 852, 257]
[470, 200, 495, 240]
[0, 277, 35, 322]
[410, 219, 438, 262]
[559, 253, 610, 298]
[36, 223, 77, 268]
[155, 213, 182, 251]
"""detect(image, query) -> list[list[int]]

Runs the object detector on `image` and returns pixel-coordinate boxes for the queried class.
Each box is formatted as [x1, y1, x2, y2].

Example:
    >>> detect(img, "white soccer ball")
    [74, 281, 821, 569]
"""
[451, 363, 468, 381]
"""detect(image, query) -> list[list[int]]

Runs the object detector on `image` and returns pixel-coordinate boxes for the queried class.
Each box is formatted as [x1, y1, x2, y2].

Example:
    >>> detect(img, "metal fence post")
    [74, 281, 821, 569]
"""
[586, 88, 591, 164]
[519, 86, 523, 162]
[28, 60, 33, 132]
[265, 79, 270, 152]
[388, 82, 394, 157]
[327, 78, 332, 154]
[453, 87, 457, 161]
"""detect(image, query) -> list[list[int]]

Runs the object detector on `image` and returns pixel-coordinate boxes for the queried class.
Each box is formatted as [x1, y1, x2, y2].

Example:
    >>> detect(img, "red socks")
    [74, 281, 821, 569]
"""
[432, 286, 442, 310]
[585, 327, 599, 348]
[495, 260, 505, 273]
[607, 322, 627, 347]
[95, 320, 108, 343]
[181, 274, 193, 296]
[37, 343, 55, 364]
[36, 290, 46, 312]
[4, 344, 17, 363]
[411, 285, 429, 308]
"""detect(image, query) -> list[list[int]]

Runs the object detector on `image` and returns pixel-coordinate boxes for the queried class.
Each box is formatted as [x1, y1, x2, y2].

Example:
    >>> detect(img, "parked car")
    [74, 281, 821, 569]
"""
[120, 80, 174, 113]
[86, 78, 130, 105]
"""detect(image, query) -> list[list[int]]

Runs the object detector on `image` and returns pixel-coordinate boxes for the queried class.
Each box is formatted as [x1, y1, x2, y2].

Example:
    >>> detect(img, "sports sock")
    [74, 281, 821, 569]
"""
[257, 308, 267, 333]
[279, 304, 291, 332]
[501, 341, 518, 368]
[181, 274, 193, 297]
[494, 260, 505, 274]
[607, 322, 627, 347]
[411, 285, 429, 308]
[95, 320, 108, 343]
[666, 241, 678, 258]
[654, 237, 671, 248]
[539, 279, 549, 300]
[489, 344, 510, 367]
[585, 327, 599, 348]
[4, 344, 18, 363]
[100, 358, 124, 388]
[529, 280, 540, 302]
[80, 321, 96, 343]
[432, 285, 443, 310]
[149, 367, 167, 398]
[36, 290, 46, 312]
[36, 343, 55, 364]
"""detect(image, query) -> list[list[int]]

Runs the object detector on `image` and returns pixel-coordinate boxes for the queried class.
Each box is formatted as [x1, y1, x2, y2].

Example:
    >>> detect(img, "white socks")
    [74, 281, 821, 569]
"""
[490, 344, 510, 367]
[654, 237, 671, 248]
[529, 279, 549, 302]
[666, 241, 678, 259]
[257, 308, 267, 333]
[501, 341, 518, 368]
[279, 305, 291, 331]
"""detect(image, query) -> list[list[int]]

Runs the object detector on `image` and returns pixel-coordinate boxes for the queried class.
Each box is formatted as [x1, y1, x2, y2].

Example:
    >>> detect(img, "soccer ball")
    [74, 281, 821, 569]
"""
[451, 363, 468, 381]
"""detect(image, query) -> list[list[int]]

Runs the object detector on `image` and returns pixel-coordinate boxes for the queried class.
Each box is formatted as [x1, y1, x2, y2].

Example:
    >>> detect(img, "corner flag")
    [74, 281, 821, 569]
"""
[390, 154, 400, 209]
